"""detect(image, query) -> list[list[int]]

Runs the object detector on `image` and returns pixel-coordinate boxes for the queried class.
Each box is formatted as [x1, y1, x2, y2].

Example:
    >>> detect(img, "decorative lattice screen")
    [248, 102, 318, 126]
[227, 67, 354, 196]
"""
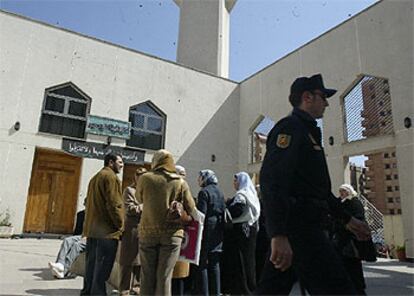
[343, 76, 393, 143]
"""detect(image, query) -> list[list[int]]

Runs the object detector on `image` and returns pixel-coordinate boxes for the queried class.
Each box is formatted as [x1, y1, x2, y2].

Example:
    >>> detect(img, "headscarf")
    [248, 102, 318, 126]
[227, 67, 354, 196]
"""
[339, 184, 358, 202]
[131, 167, 147, 187]
[175, 165, 186, 177]
[234, 172, 261, 225]
[135, 167, 147, 176]
[198, 169, 218, 187]
[151, 149, 180, 179]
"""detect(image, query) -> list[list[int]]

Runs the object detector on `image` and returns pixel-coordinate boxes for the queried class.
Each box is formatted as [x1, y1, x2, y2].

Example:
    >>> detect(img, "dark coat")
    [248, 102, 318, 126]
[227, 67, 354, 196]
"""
[73, 210, 85, 236]
[260, 108, 351, 237]
[197, 183, 226, 253]
[332, 197, 365, 257]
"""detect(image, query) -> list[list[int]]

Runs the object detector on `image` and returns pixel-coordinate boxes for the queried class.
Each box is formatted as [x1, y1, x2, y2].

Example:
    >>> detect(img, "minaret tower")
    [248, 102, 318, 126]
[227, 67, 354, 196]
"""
[174, 0, 237, 78]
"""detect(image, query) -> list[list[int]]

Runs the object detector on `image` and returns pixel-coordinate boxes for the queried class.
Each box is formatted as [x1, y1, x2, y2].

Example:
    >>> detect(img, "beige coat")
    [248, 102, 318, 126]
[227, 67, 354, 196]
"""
[120, 186, 141, 266]
[83, 167, 124, 240]
[135, 152, 196, 239]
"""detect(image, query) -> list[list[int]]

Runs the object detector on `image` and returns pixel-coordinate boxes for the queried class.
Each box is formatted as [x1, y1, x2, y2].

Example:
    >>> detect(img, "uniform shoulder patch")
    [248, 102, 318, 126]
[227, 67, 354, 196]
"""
[276, 134, 291, 148]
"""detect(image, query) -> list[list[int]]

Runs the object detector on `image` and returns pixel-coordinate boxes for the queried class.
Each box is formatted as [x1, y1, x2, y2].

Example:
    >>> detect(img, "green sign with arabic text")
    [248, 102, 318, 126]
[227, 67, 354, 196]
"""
[86, 115, 131, 139]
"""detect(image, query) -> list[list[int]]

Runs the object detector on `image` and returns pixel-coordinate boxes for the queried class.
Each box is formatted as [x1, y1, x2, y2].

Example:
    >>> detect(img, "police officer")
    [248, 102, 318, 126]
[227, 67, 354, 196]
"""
[256, 74, 371, 295]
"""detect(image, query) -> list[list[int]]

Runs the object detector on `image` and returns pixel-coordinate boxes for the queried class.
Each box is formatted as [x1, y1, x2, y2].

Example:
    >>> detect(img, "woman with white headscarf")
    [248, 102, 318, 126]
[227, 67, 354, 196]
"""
[222, 172, 260, 295]
[332, 184, 367, 295]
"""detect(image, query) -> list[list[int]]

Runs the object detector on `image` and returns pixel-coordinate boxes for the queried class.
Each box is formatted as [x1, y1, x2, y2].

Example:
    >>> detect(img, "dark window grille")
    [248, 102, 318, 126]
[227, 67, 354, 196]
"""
[127, 101, 166, 150]
[343, 75, 394, 143]
[39, 83, 90, 139]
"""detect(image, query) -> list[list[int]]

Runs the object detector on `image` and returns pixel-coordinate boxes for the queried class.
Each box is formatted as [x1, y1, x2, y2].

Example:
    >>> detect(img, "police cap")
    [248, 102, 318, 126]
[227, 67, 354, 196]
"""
[290, 74, 337, 98]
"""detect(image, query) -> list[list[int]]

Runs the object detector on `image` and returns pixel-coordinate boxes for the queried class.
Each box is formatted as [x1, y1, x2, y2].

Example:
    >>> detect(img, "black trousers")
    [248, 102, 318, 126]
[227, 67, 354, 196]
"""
[255, 227, 357, 295]
[222, 223, 258, 295]
[81, 238, 118, 296]
[341, 256, 366, 295]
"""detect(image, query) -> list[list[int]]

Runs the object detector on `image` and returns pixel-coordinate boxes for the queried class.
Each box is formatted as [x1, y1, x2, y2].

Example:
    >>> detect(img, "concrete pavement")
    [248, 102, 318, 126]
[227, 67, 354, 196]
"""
[0, 238, 413, 295]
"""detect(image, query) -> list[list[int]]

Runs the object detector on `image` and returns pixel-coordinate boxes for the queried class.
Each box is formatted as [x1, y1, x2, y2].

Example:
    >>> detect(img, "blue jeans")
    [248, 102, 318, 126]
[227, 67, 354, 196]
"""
[81, 238, 118, 296]
[56, 235, 86, 275]
[194, 252, 221, 296]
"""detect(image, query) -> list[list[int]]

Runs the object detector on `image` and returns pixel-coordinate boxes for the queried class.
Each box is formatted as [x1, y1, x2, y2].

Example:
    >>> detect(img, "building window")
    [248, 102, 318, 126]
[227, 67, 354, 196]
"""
[392, 163, 397, 168]
[391, 152, 396, 157]
[386, 186, 392, 192]
[387, 198, 393, 203]
[394, 174, 398, 179]
[389, 209, 395, 215]
[39, 83, 91, 139]
[397, 209, 402, 214]
[384, 153, 389, 158]
[386, 175, 392, 180]
[395, 197, 400, 203]
[395, 186, 399, 191]
[385, 164, 390, 169]
[127, 101, 166, 150]
[249, 116, 275, 164]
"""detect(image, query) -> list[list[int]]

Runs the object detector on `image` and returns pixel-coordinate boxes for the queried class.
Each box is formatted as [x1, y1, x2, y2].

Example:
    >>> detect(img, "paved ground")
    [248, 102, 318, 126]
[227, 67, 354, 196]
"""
[0, 238, 413, 295]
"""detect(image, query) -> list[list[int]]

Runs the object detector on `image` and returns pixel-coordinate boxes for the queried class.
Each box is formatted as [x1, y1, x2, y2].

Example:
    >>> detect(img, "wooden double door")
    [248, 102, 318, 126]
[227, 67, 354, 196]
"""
[24, 148, 82, 234]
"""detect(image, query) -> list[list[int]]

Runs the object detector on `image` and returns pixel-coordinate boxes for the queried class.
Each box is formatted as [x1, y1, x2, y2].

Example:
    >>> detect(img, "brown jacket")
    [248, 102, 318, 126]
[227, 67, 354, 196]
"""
[83, 167, 124, 239]
[136, 152, 196, 239]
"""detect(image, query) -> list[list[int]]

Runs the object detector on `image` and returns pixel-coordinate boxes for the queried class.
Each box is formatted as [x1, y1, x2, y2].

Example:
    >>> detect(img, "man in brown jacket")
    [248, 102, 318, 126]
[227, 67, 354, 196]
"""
[81, 153, 124, 296]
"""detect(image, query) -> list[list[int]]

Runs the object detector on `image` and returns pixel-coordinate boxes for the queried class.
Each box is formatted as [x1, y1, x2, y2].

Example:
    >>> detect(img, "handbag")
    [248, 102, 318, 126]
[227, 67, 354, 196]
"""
[166, 200, 192, 225]
[166, 178, 192, 225]
[179, 210, 205, 265]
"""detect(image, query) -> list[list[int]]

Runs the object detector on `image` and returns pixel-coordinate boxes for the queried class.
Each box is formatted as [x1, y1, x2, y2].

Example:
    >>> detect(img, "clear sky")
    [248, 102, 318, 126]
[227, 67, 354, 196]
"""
[0, 0, 378, 81]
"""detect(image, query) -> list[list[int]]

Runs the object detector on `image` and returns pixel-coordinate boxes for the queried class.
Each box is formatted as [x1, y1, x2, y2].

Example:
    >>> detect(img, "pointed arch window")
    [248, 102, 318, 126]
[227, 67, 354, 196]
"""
[127, 101, 166, 150]
[39, 82, 91, 138]
[249, 116, 275, 164]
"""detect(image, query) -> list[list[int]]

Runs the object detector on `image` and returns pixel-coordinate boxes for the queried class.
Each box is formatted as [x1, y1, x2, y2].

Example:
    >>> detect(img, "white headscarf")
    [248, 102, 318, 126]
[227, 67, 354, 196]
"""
[175, 165, 186, 177]
[339, 184, 358, 202]
[233, 172, 261, 225]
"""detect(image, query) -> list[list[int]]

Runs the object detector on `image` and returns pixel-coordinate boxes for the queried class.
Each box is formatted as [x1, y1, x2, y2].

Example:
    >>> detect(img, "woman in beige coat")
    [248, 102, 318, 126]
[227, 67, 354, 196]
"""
[172, 165, 191, 296]
[136, 150, 197, 296]
[119, 167, 147, 295]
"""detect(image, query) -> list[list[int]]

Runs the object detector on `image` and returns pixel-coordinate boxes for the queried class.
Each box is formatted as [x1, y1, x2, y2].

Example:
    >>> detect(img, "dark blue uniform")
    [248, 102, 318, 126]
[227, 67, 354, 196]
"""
[256, 108, 357, 295]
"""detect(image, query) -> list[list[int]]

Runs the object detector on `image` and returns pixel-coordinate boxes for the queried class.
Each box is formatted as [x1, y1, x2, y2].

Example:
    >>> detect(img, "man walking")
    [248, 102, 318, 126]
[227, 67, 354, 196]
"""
[256, 74, 371, 295]
[81, 153, 125, 295]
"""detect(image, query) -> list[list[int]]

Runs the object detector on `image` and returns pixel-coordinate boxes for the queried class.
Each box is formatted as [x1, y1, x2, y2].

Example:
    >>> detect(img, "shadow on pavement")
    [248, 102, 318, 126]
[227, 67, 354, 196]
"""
[25, 288, 80, 295]
[19, 267, 56, 281]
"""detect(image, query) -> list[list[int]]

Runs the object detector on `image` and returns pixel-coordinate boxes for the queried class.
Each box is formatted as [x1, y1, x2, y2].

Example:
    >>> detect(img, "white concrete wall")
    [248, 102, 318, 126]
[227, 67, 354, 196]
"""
[0, 11, 239, 232]
[239, 0, 413, 257]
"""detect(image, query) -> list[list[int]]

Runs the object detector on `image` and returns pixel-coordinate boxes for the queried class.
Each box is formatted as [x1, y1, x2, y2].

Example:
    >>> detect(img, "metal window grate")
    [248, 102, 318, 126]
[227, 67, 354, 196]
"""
[343, 76, 394, 142]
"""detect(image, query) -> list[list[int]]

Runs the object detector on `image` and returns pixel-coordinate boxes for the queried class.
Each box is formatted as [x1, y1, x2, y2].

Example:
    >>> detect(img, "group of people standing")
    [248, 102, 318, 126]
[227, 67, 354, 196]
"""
[48, 73, 375, 296]
[45, 74, 375, 295]
[79, 149, 262, 296]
